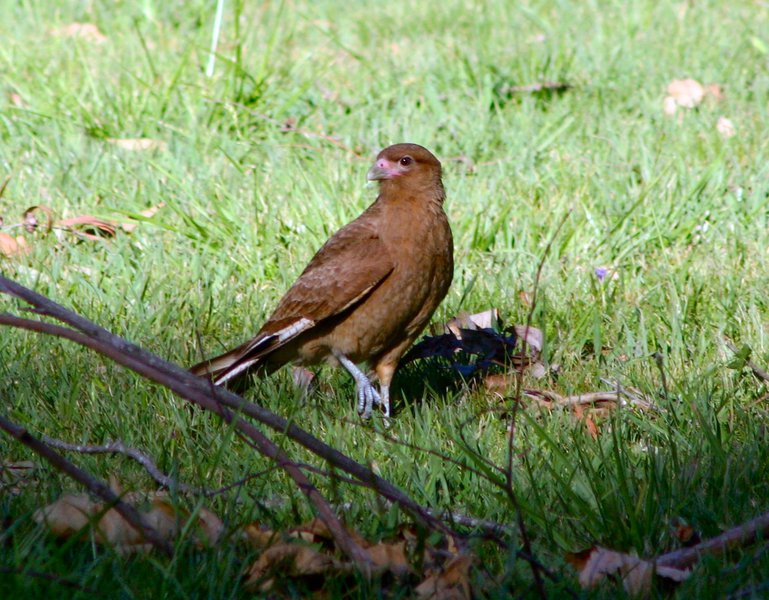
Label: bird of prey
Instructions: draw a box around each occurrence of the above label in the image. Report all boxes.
[192,143,454,418]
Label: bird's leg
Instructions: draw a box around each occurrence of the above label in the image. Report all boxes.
[375,363,396,420]
[333,351,381,418]
[380,384,390,419]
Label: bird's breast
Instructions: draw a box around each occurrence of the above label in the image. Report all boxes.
[322,206,453,362]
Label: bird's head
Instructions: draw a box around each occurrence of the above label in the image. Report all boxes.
[367,143,443,198]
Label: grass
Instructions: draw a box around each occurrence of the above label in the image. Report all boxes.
[2,0,769,596]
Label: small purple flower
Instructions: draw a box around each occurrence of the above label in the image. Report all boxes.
[594,267,608,281]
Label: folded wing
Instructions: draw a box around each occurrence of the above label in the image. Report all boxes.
[192,218,394,384]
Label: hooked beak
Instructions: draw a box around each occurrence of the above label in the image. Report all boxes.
[367,158,396,181]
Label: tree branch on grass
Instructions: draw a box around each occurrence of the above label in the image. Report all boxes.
[0,312,372,570]
[0,276,462,566]
[38,434,280,498]
[725,340,769,384]
[0,414,173,556]
[657,508,769,570]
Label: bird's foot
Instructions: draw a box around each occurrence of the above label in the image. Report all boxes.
[356,380,382,419]
[334,350,384,420]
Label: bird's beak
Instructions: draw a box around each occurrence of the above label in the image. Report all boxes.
[367,159,394,181]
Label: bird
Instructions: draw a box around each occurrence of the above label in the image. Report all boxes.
[191,143,454,419]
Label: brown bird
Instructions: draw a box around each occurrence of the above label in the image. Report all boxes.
[191,143,453,418]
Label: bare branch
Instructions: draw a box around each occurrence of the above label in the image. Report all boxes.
[40,436,210,494]
[657,509,769,570]
[725,340,769,384]
[38,435,272,497]
[0,276,462,562]
[0,414,173,556]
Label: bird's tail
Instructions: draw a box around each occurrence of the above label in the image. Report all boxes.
[190,337,270,386]
[191,317,315,386]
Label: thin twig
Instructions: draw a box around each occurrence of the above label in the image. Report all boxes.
[725,340,769,383]
[0,414,173,556]
[40,436,209,495]
[39,435,275,497]
[506,209,571,599]
[0,312,372,570]
[657,508,769,569]
[0,277,462,560]
[522,389,656,411]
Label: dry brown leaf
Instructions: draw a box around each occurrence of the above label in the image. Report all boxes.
[34,491,222,552]
[0,233,28,257]
[53,23,107,44]
[367,540,412,577]
[445,309,500,336]
[514,324,543,352]
[243,543,339,592]
[95,507,144,548]
[567,546,690,597]
[120,202,165,232]
[415,554,472,600]
[290,517,332,542]
[107,138,168,152]
[244,523,280,549]
[705,83,724,101]
[664,79,724,116]
[573,404,600,439]
[663,95,679,116]
[666,78,705,109]
[33,494,96,537]
[716,116,736,138]
[57,215,117,239]
[196,507,225,546]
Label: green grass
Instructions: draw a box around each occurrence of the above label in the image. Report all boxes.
[3,0,769,596]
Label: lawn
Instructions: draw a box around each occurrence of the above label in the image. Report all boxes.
[2,0,769,596]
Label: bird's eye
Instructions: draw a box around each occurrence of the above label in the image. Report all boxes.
[399,156,413,166]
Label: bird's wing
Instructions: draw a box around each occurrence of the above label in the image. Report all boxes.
[264,220,394,332]
[192,218,394,383]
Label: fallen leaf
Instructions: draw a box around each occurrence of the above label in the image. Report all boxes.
[120,202,165,232]
[445,309,500,336]
[716,116,736,138]
[667,78,704,109]
[53,23,107,44]
[196,507,225,546]
[567,546,690,597]
[0,233,25,257]
[415,554,472,600]
[34,490,223,552]
[367,540,412,577]
[243,543,339,592]
[33,494,96,538]
[513,324,543,353]
[663,95,679,116]
[244,523,280,549]
[57,215,117,239]
[107,138,167,152]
